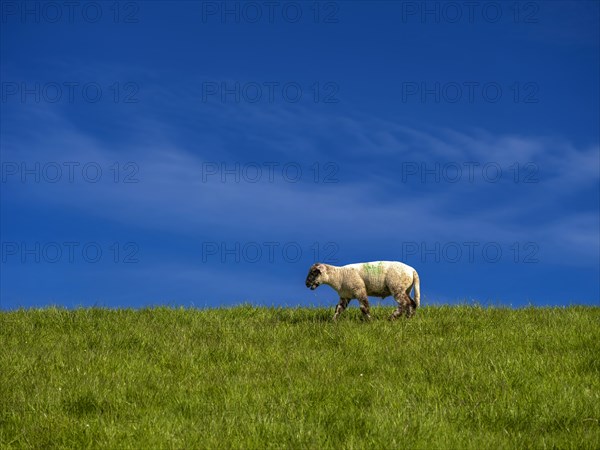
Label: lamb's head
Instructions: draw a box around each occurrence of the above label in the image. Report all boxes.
[305,263,328,290]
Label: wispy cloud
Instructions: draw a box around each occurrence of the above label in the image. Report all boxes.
[2,99,598,268]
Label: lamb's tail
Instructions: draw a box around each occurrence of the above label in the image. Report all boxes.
[412,270,420,308]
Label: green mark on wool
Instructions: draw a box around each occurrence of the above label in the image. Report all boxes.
[363,262,384,275]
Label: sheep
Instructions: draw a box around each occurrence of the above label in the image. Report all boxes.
[305,261,420,320]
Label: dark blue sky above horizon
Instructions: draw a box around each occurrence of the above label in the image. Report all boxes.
[1,1,599,309]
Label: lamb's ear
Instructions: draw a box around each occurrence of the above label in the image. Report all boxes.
[310,263,322,274]
[315,263,327,272]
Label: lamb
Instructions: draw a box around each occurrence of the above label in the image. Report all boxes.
[305,261,420,320]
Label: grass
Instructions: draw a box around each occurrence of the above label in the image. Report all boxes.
[1,305,599,449]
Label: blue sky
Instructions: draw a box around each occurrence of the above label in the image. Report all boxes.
[1,1,598,309]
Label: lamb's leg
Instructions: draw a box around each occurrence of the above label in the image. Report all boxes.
[389,305,403,320]
[333,298,350,321]
[390,291,412,320]
[404,286,417,318]
[357,295,372,321]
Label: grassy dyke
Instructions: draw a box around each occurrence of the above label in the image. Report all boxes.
[1,305,599,449]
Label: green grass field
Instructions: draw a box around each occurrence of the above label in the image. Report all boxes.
[1,305,599,449]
